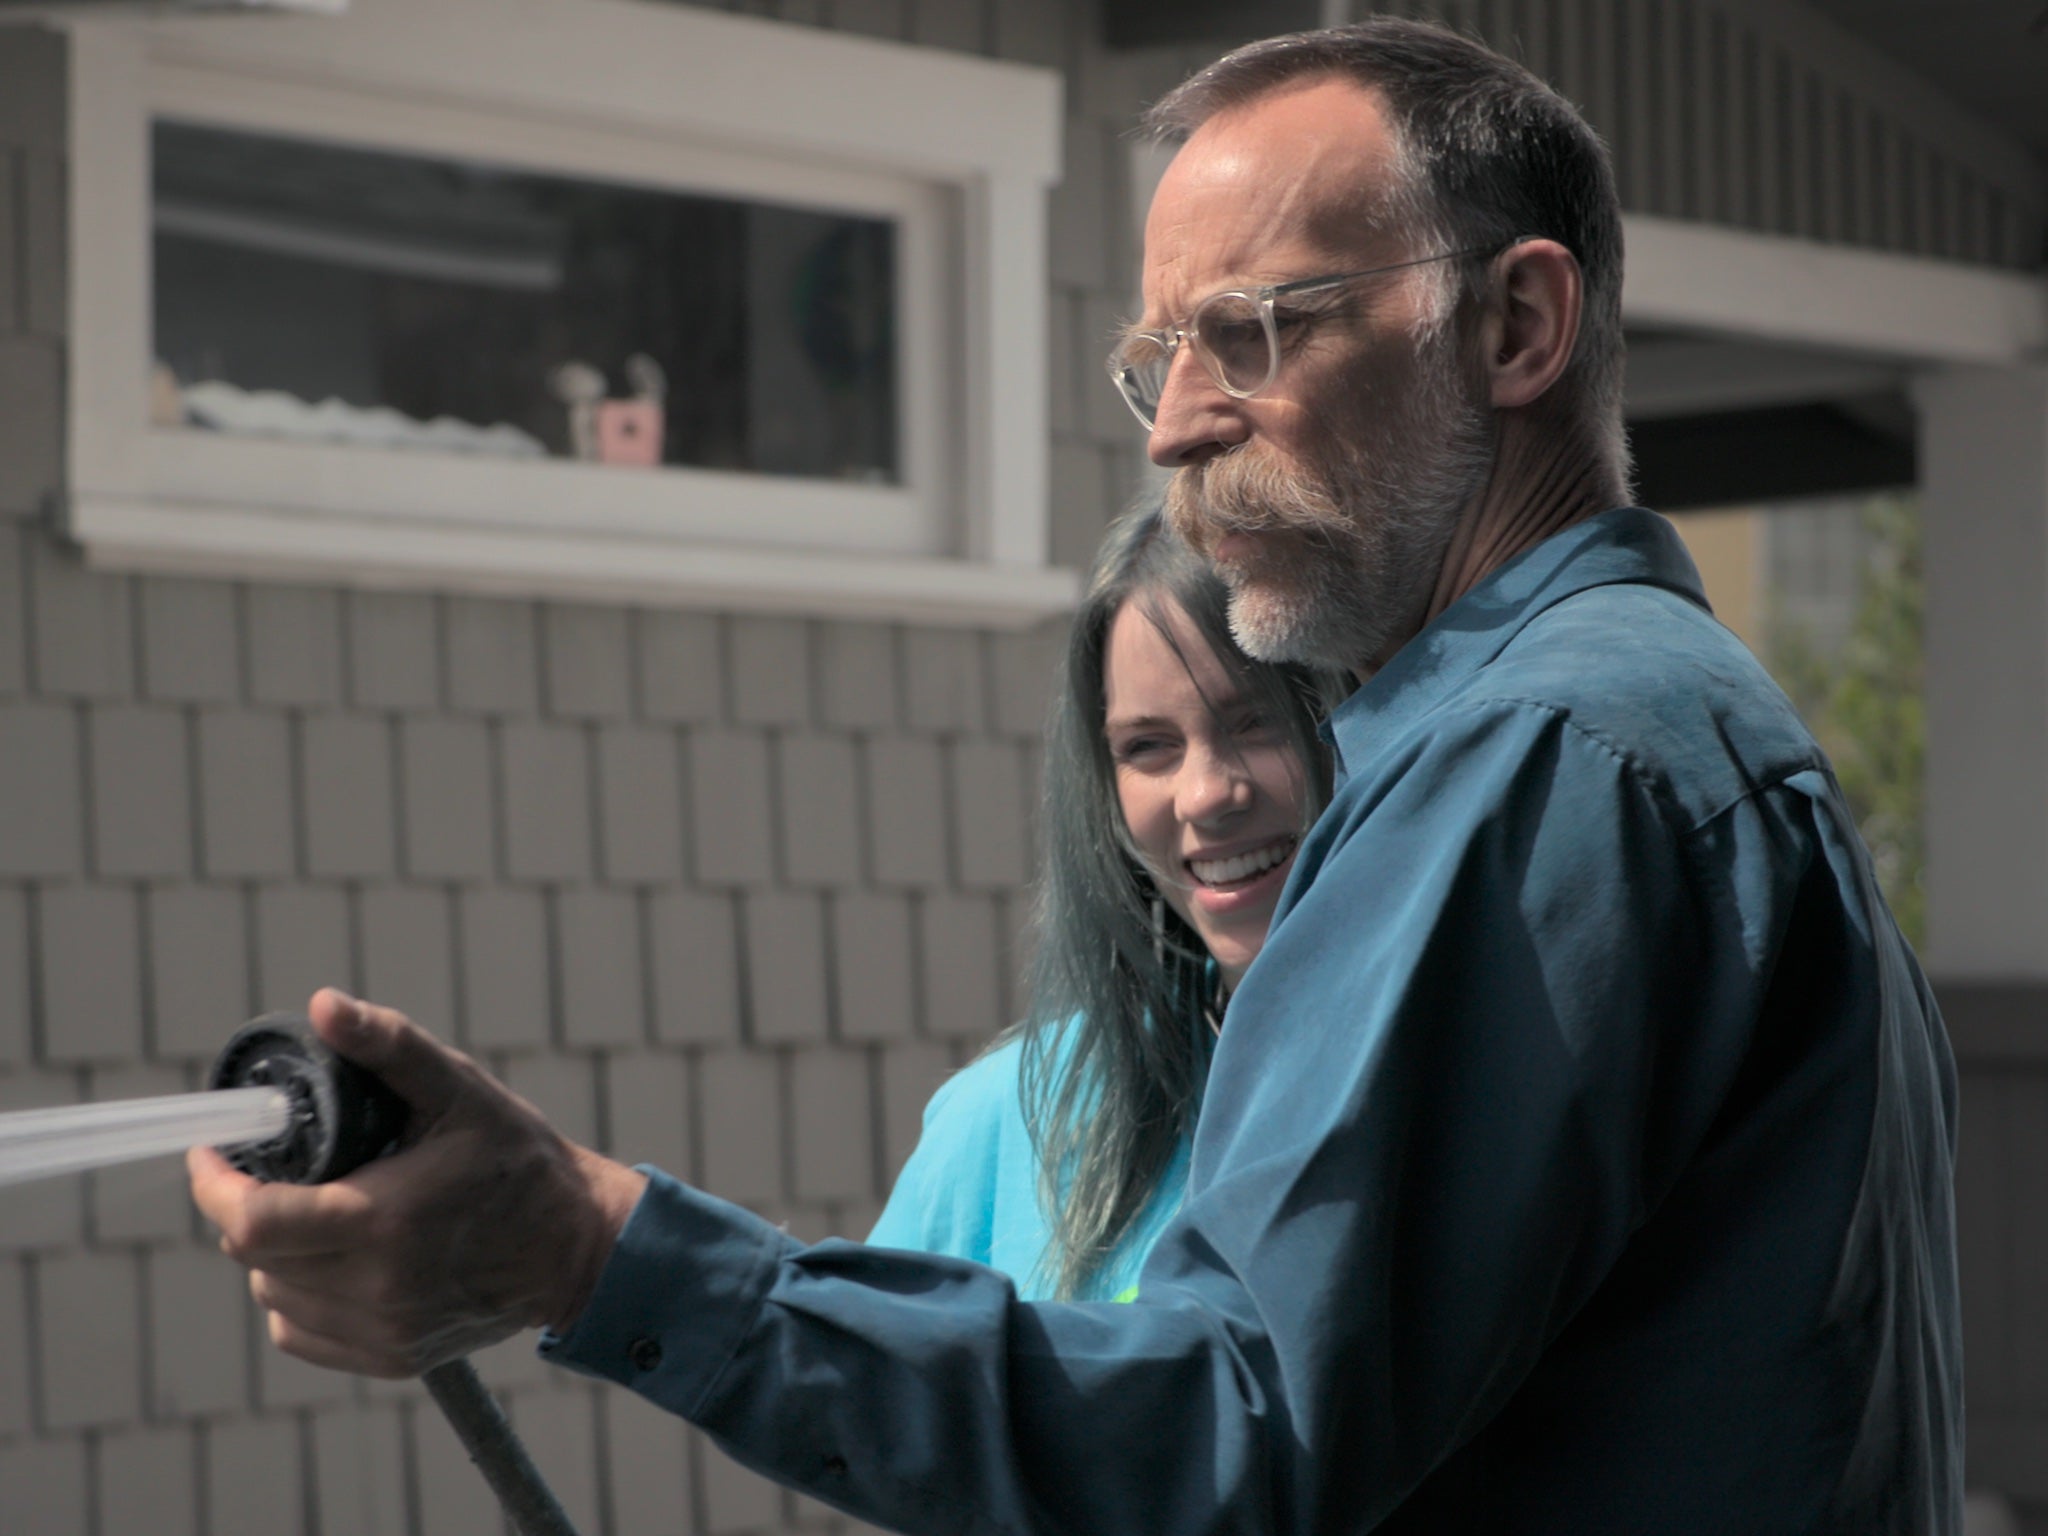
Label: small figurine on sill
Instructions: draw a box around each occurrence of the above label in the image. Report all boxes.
[549,354,667,467]
[549,360,607,462]
[597,354,667,467]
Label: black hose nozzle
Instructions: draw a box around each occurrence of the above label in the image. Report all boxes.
[208,1013,409,1184]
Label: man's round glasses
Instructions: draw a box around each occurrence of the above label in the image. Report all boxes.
[1104,246,1498,432]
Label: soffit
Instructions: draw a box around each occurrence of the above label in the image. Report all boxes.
[1777,0,2048,158]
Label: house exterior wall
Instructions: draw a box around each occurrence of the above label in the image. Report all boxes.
[0,2,1126,1529]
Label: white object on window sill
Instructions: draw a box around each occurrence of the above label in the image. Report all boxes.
[180,380,549,459]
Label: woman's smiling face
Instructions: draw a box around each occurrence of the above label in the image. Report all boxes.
[1102,596,1309,991]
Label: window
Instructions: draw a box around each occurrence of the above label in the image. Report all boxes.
[153,122,901,484]
[65,1,1073,624]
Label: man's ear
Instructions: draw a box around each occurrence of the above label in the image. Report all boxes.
[1479,239,1582,410]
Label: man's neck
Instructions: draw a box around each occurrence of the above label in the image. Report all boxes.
[1350,419,1618,686]
[1430,420,1617,623]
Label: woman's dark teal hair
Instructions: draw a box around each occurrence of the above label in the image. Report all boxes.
[1017,503,1350,1299]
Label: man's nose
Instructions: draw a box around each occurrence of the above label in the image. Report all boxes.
[1147,347,1248,468]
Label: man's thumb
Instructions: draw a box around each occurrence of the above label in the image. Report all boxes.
[306,987,460,1120]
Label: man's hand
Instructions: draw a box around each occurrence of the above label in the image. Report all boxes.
[188,988,649,1379]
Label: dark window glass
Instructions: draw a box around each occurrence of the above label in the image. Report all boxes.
[151,121,899,482]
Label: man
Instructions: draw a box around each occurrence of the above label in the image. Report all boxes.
[192,19,1960,1533]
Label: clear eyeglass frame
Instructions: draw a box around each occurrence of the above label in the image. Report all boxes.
[1105,244,1504,433]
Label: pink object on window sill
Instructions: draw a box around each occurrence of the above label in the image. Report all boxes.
[594,398,663,466]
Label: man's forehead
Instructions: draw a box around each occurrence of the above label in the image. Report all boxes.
[1141,78,1405,304]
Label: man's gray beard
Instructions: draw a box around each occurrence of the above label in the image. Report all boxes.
[1165,341,1495,673]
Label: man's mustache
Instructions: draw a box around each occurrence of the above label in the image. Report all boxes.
[1165,447,1358,558]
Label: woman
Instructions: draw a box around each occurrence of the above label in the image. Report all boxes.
[870,505,1350,1301]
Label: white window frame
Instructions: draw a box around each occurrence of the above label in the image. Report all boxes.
[62,0,1077,626]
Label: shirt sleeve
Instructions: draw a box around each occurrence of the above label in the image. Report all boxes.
[543,700,1787,1536]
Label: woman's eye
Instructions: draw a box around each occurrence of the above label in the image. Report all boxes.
[1112,736,1173,766]
[1231,711,1278,740]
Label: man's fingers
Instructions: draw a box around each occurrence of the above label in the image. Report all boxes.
[185,1143,255,1228]
[262,1304,417,1380]
[251,1267,509,1378]
[188,1144,378,1261]
[249,1265,392,1343]
[307,987,468,1124]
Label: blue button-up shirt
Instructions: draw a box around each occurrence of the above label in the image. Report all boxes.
[547,509,1960,1534]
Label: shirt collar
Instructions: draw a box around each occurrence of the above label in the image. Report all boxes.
[1321,507,1711,772]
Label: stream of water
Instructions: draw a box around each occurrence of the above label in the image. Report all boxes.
[0,1086,291,1188]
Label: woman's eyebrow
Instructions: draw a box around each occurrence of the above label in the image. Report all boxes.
[1104,711,1174,733]
[1106,689,1249,735]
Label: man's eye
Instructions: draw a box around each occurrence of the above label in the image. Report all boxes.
[1203,317,1265,351]
[1272,303,1347,351]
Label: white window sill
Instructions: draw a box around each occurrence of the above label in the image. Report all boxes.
[68,492,1080,628]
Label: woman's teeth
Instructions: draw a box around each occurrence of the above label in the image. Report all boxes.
[1189,838,1294,888]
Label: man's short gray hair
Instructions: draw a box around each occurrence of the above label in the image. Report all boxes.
[1145,18,1630,489]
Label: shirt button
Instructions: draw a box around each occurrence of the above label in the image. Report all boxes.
[823,1454,849,1477]
[628,1336,663,1372]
